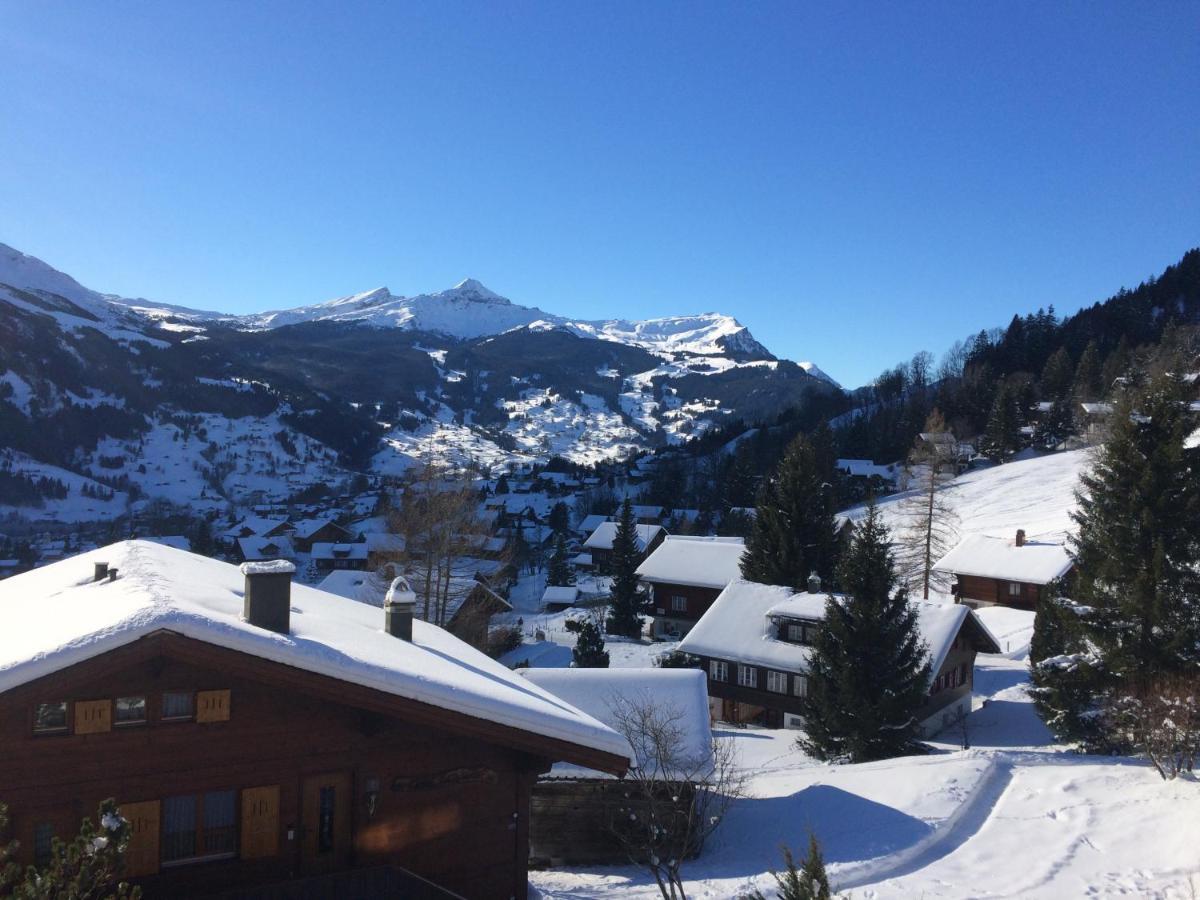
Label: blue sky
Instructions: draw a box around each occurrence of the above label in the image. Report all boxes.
[2,3,1197,387]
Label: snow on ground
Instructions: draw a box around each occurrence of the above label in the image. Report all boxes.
[0,450,129,524]
[844,448,1094,544]
[529,605,1200,900]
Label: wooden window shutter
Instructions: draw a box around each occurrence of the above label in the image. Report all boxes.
[74,700,111,734]
[196,689,231,723]
[120,800,160,878]
[240,785,280,859]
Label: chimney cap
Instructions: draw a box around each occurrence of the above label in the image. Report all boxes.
[806,571,822,592]
[240,560,296,576]
[1015,529,1027,547]
[385,575,416,607]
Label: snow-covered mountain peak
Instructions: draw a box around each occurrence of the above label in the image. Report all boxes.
[449,277,506,302]
[0,242,104,308]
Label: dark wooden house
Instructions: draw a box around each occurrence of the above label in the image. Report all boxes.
[0,542,631,900]
[635,536,745,640]
[933,530,1074,610]
[678,578,1000,733]
[290,518,351,554]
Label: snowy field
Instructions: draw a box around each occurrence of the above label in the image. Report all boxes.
[529,622,1200,899]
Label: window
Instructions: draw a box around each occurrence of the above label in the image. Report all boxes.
[785,621,817,645]
[793,675,809,698]
[162,692,195,721]
[115,696,147,726]
[766,670,788,694]
[709,660,728,682]
[163,790,236,864]
[1007,582,1021,598]
[33,823,55,868]
[737,665,757,689]
[670,595,688,613]
[34,701,69,734]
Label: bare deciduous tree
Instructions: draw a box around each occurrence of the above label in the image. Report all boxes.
[896,409,960,599]
[606,695,746,900]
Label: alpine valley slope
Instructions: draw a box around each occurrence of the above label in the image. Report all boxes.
[0,242,842,522]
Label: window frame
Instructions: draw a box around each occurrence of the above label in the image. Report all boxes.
[737,664,758,689]
[115,695,148,727]
[161,691,196,722]
[670,595,688,613]
[793,674,809,698]
[708,660,728,682]
[161,789,238,867]
[33,700,70,736]
[766,670,788,694]
[33,822,56,868]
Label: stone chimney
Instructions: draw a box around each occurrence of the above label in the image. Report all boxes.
[240,560,296,634]
[1016,529,1026,548]
[807,571,822,594]
[94,561,109,582]
[384,576,417,642]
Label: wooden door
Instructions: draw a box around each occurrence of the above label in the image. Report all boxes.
[299,772,352,876]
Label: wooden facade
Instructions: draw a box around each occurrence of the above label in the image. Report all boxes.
[646,582,724,640]
[0,631,625,899]
[952,573,1043,610]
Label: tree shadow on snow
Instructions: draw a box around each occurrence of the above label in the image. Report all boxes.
[703,784,931,879]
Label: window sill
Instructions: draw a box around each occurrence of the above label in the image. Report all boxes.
[161,851,237,869]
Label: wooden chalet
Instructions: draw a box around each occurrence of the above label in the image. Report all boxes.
[517,669,712,867]
[236,535,295,564]
[290,518,351,554]
[582,522,665,574]
[0,542,631,900]
[678,578,1000,734]
[933,530,1074,610]
[310,542,369,572]
[635,536,745,640]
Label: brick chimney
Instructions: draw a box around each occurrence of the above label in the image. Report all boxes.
[240,560,296,634]
[384,576,417,642]
[93,561,109,582]
[1016,529,1026,547]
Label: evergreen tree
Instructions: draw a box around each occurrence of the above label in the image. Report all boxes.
[1040,346,1074,400]
[548,500,571,534]
[495,474,510,494]
[761,835,834,900]
[1032,376,1200,748]
[606,498,646,637]
[799,504,932,762]
[1072,340,1103,403]
[741,434,839,590]
[981,384,1022,461]
[0,799,141,899]
[546,531,575,587]
[572,620,610,668]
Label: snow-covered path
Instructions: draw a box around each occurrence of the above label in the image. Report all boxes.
[530,620,1200,900]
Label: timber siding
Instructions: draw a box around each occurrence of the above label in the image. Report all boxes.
[0,633,625,900]
[647,582,723,638]
[954,574,1043,610]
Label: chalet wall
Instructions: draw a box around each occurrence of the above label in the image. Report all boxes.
[0,640,543,900]
[956,575,1041,610]
[647,583,722,623]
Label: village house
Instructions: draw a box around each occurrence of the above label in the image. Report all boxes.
[517,668,712,867]
[678,578,1000,734]
[635,536,746,640]
[290,517,351,554]
[235,534,295,564]
[541,585,580,613]
[933,530,1074,610]
[310,541,369,572]
[582,522,665,574]
[0,542,631,899]
[220,517,291,549]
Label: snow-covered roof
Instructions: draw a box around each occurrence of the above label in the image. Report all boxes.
[635,536,746,589]
[520,668,712,780]
[1080,402,1113,415]
[0,541,632,765]
[542,585,580,605]
[291,516,343,540]
[679,579,997,679]
[311,542,368,561]
[583,522,664,552]
[222,516,289,540]
[140,534,191,551]
[577,513,611,534]
[836,458,900,481]
[630,505,664,519]
[932,533,1073,585]
[364,532,406,553]
[237,535,295,561]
